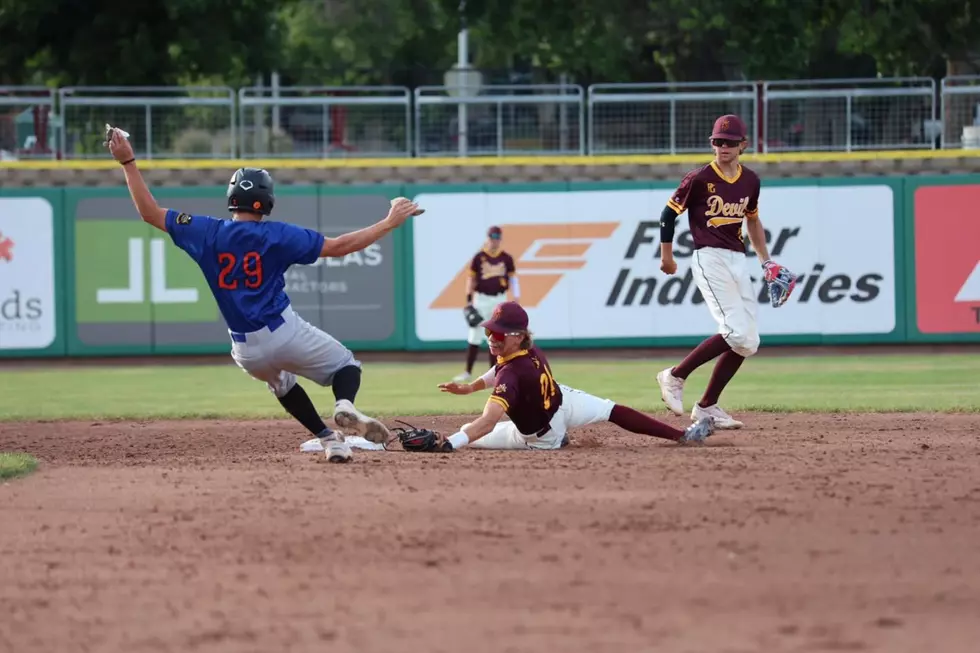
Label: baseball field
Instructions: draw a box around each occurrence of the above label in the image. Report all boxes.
[2,347,979,652]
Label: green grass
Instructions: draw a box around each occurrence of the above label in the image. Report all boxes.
[0,453,38,480]
[1,353,978,421]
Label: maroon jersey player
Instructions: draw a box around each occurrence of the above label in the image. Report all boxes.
[656,114,795,430]
[436,302,715,450]
[453,225,520,382]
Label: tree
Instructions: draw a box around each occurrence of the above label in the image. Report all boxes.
[0,0,290,87]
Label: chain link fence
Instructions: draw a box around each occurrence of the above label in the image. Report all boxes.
[588,82,758,154]
[58,86,235,159]
[414,84,584,157]
[238,86,411,158]
[940,76,980,149]
[763,78,937,152]
[3,78,976,160]
[0,87,57,160]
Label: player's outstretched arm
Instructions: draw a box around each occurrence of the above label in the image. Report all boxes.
[438,367,496,395]
[444,399,506,450]
[104,127,167,232]
[319,197,422,258]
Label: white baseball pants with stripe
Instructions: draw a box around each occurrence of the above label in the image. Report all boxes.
[229,306,360,398]
[467,384,616,450]
[690,247,761,357]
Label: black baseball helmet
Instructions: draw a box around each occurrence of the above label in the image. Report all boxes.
[227,167,275,215]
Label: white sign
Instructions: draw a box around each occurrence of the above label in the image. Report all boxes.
[0,197,57,349]
[412,186,897,342]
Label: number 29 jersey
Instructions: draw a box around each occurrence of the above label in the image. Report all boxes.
[489,345,563,435]
[164,209,325,333]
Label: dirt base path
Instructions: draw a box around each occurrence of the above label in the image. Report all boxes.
[2,412,980,653]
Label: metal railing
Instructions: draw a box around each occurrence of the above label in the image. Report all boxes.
[59,86,235,159]
[763,77,937,152]
[414,84,584,157]
[0,87,57,160]
[940,76,980,149]
[238,86,411,158]
[8,77,980,159]
[588,82,758,154]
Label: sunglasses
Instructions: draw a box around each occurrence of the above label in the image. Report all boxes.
[485,328,522,340]
[711,138,742,148]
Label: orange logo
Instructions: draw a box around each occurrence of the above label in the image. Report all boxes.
[429,223,619,309]
[0,231,13,262]
[720,118,730,131]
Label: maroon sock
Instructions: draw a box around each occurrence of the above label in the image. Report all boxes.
[609,404,685,441]
[465,344,479,373]
[699,350,745,407]
[672,334,731,379]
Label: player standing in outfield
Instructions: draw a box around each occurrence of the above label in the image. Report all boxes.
[104,126,422,464]
[436,302,715,451]
[453,226,520,382]
[655,114,796,429]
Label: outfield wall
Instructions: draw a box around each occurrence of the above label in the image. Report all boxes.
[1,176,978,357]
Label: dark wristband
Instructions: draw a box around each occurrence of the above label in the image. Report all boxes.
[466,293,473,304]
[120,158,135,166]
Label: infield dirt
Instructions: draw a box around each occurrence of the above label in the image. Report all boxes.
[2,412,980,653]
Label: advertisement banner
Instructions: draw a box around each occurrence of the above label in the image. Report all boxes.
[0,197,57,351]
[67,187,401,355]
[412,185,898,343]
[913,184,980,334]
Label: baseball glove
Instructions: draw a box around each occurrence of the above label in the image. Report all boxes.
[391,420,453,453]
[762,259,798,308]
[463,304,483,327]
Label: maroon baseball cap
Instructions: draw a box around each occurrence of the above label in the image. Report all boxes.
[481,301,528,333]
[711,114,747,141]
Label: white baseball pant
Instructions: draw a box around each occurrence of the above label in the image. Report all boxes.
[229,305,360,398]
[467,291,509,346]
[690,246,760,357]
[468,384,616,450]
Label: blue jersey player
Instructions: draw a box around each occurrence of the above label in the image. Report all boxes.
[105,126,421,463]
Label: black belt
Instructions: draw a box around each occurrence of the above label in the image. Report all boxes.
[230,313,286,343]
[530,423,568,447]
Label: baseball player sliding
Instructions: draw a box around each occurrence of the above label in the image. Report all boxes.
[656,114,796,429]
[104,125,422,464]
[453,226,520,382]
[433,302,715,451]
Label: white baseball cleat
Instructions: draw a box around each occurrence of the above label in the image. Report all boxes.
[679,416,715,444]
[299,435,354,462]
[324,439,353,463]
[656,368,685,416]
[452,371,472,382]
[691,403,743,430]
[333,399,392,444]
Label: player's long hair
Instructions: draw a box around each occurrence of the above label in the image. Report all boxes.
[520,330,534,350]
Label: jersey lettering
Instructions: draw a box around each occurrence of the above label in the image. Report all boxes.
[217,251,264,290]
[539,363,557,410]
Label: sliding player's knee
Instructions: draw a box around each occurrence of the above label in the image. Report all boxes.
[727,330,760,357]
[268,372,298,398]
